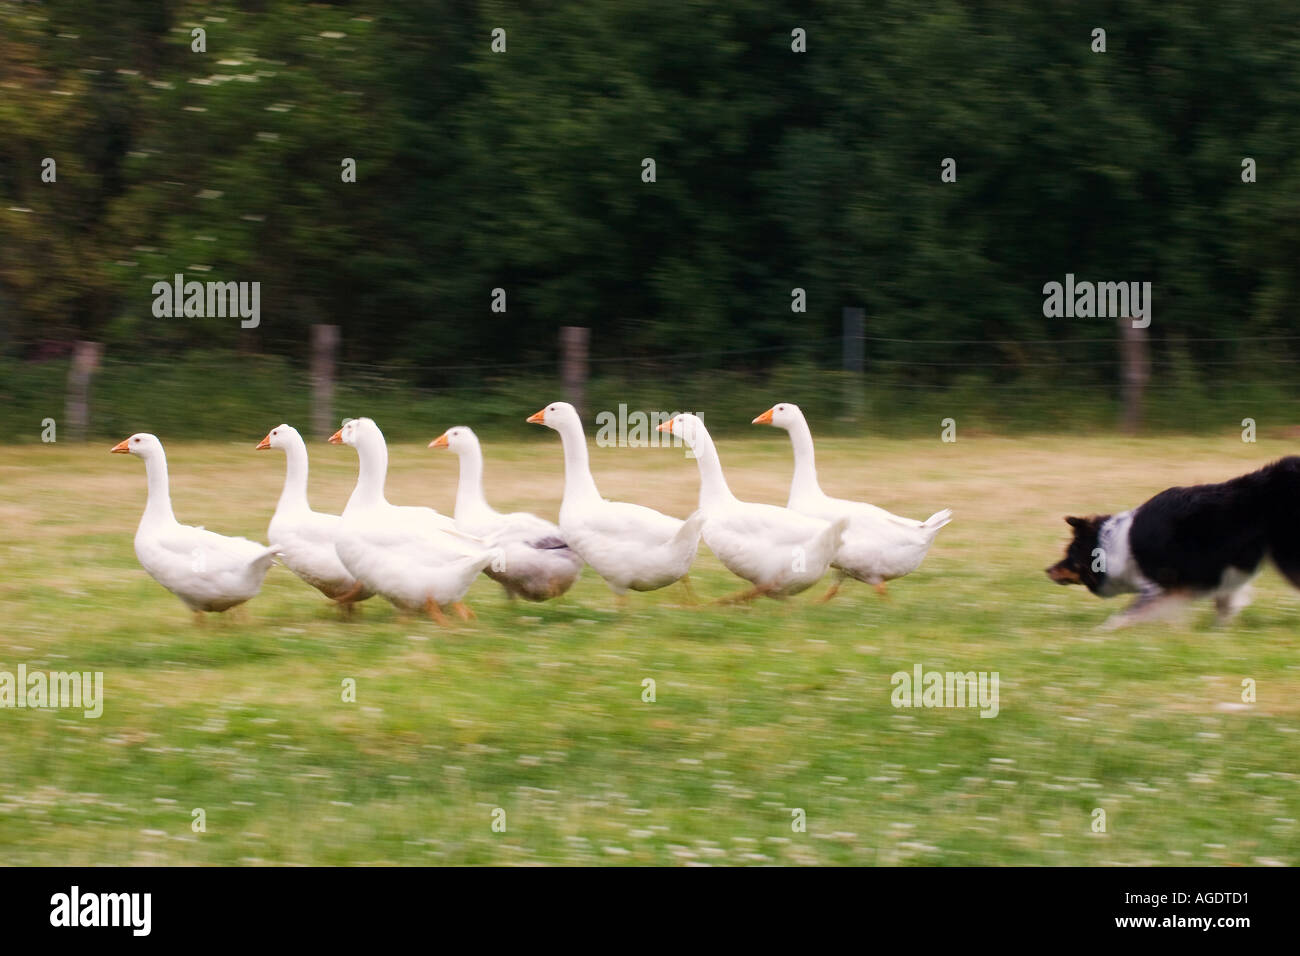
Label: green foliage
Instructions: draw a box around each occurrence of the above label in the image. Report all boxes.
[2,1,1298,391]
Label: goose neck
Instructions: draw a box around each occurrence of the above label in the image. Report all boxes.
[688,424,736,509]
[787,414,822,500]
[556,418,601,504]
[454,441,492,520]
[277,434,311,512]
[142,451,176,525]
[348,432,388,508]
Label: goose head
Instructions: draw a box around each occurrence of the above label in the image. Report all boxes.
[752,403,802,429]
[655,413,706,448]
[526,402,581,432]
[111,433,164,459]
[328,417,380,448]
[428,425,477,454]
[256,423,301,451]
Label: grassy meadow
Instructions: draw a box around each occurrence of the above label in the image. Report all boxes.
[1,430,1298,865]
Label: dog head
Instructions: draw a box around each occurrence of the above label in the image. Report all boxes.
[1046,515,1109,593]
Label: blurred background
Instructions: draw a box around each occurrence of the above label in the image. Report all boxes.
[2,0,1299,440]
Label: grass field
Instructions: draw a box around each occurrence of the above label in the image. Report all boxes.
[2,430,1298,865]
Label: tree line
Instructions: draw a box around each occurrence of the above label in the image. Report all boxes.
[2,0,1297,389]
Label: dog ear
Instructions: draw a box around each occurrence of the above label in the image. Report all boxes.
[1065,515,1085,528]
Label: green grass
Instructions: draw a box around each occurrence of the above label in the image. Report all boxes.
[1,432,1298,865]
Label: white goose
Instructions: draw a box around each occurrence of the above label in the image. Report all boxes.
[330,417,497,623]
[429,425,583,601]
[658,414,847,601]
[527,402,703,599]
[256,423,371,607]
[111,433,277,617]
[753,403,951,600]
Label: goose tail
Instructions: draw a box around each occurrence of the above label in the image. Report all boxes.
[252,542,283,564]
[828,514,851,552]
[674,509,707,543]
[923,509,953,531]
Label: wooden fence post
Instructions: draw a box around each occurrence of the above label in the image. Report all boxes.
[311,324,339,441]
[560,326,589,419]
[841,307,865,423]
[65,341,102,442]
[1120,316,1149,435]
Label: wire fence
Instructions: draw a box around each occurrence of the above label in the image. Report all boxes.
[9,329,1300,441]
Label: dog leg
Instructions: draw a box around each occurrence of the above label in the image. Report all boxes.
[1214,584,1253,625]
[1100,588,1186,630]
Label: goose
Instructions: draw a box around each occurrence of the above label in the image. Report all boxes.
[429,425,583,601]
[256,423,372,608]
[657,414,847,602]
[329,417,498,623]
[527,402,703,601]
[111,433,277,617]
[753,403,951,601]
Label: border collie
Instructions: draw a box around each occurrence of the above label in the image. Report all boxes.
[1046,456,1300,628]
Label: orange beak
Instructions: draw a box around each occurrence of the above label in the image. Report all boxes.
[255,433,272,450]
[656,418,675,433]
[328,428,344,444]
[428,432,449,449]
[526,409,546,425]
[110,438,131,454]
[752,407,775,425]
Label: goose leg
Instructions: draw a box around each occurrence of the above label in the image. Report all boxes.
[816,571,847,604]
[451,601,476,621]
[332,581,366,605]
[678,575,699,605]
[424,598,449,626]
[873,581,889,600]
[192,611,205,627]
[714,585,768,605]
